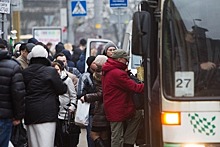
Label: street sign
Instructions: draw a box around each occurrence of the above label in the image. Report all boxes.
[11,0,23,11]
[71,0,87,17]
[0,0,10,14]
[110,0,127,8]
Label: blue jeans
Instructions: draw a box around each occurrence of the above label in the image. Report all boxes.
[0,119,12,147]
[86,115,94,147]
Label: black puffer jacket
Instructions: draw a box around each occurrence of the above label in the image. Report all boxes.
[0,50,25,120]
[22,57,67,125]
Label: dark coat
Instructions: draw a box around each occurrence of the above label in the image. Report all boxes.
[72,48,82,65]
[84,70,109,128]
[76,52,85,73]
[0,50,25,120]
[22,57,67,125]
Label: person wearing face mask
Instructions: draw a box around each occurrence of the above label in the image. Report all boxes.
[102,49,144,147]
[52,60,80,147]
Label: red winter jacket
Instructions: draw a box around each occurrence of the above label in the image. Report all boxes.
[102,58,144,122]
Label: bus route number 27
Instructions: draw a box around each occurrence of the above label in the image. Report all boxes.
[175,72,194,97]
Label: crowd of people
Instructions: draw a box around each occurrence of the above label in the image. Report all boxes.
[0,37,144,147]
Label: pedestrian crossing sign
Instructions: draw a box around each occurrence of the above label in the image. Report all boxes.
[71,0,87,16]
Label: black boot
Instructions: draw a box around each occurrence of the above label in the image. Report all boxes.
[94,137,105,147]
[123,143,134,147]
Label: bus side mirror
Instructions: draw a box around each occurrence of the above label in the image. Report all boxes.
[132,11,151,56]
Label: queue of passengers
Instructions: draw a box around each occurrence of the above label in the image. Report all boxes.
[0,37,144,147]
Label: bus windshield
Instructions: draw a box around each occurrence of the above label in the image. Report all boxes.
[162,0,220,98]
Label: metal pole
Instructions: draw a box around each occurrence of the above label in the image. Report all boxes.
[13,11,20,42]
[94,0,103,37]
[10,4,12,32]
[118,8,122,48]
[1,13,4,39]
[67,0,74,43]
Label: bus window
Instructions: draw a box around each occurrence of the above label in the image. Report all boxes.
[89,41,108,56]
[162,0,220,97]
[85,38,113,71]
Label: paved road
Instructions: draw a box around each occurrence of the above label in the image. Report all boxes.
[78,128,139,147]
[78,128,87,147]
[8,128,88,147]
[9,128,138,147]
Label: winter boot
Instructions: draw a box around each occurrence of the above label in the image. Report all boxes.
[94,137,105,147]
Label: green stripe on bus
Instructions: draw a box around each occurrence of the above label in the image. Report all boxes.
[164,143,181,147]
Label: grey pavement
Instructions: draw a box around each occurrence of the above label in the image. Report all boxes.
[78,128,87,147]
[78,128,138,147]
[9,128,138,147]
[9,128,88,147]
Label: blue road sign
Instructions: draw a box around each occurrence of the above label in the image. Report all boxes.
[71,0,87,16]
[110,0,128,8]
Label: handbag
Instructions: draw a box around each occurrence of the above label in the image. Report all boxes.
[74,100,90,126]
[10,123,28,147]
[55,109,81,147]
[59,108,80,135]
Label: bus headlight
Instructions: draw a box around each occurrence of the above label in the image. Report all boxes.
[162,112,181,125]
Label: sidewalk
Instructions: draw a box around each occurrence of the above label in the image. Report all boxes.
[78,128,139,147]
[78,128,87,146]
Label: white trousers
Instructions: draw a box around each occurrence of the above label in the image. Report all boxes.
[8,141,14,147]
[26,122,56,147]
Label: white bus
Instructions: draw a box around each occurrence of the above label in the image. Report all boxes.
[132,0,220,147]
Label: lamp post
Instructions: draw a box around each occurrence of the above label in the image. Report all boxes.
[67,0,74,43]
[94,0,103,37]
